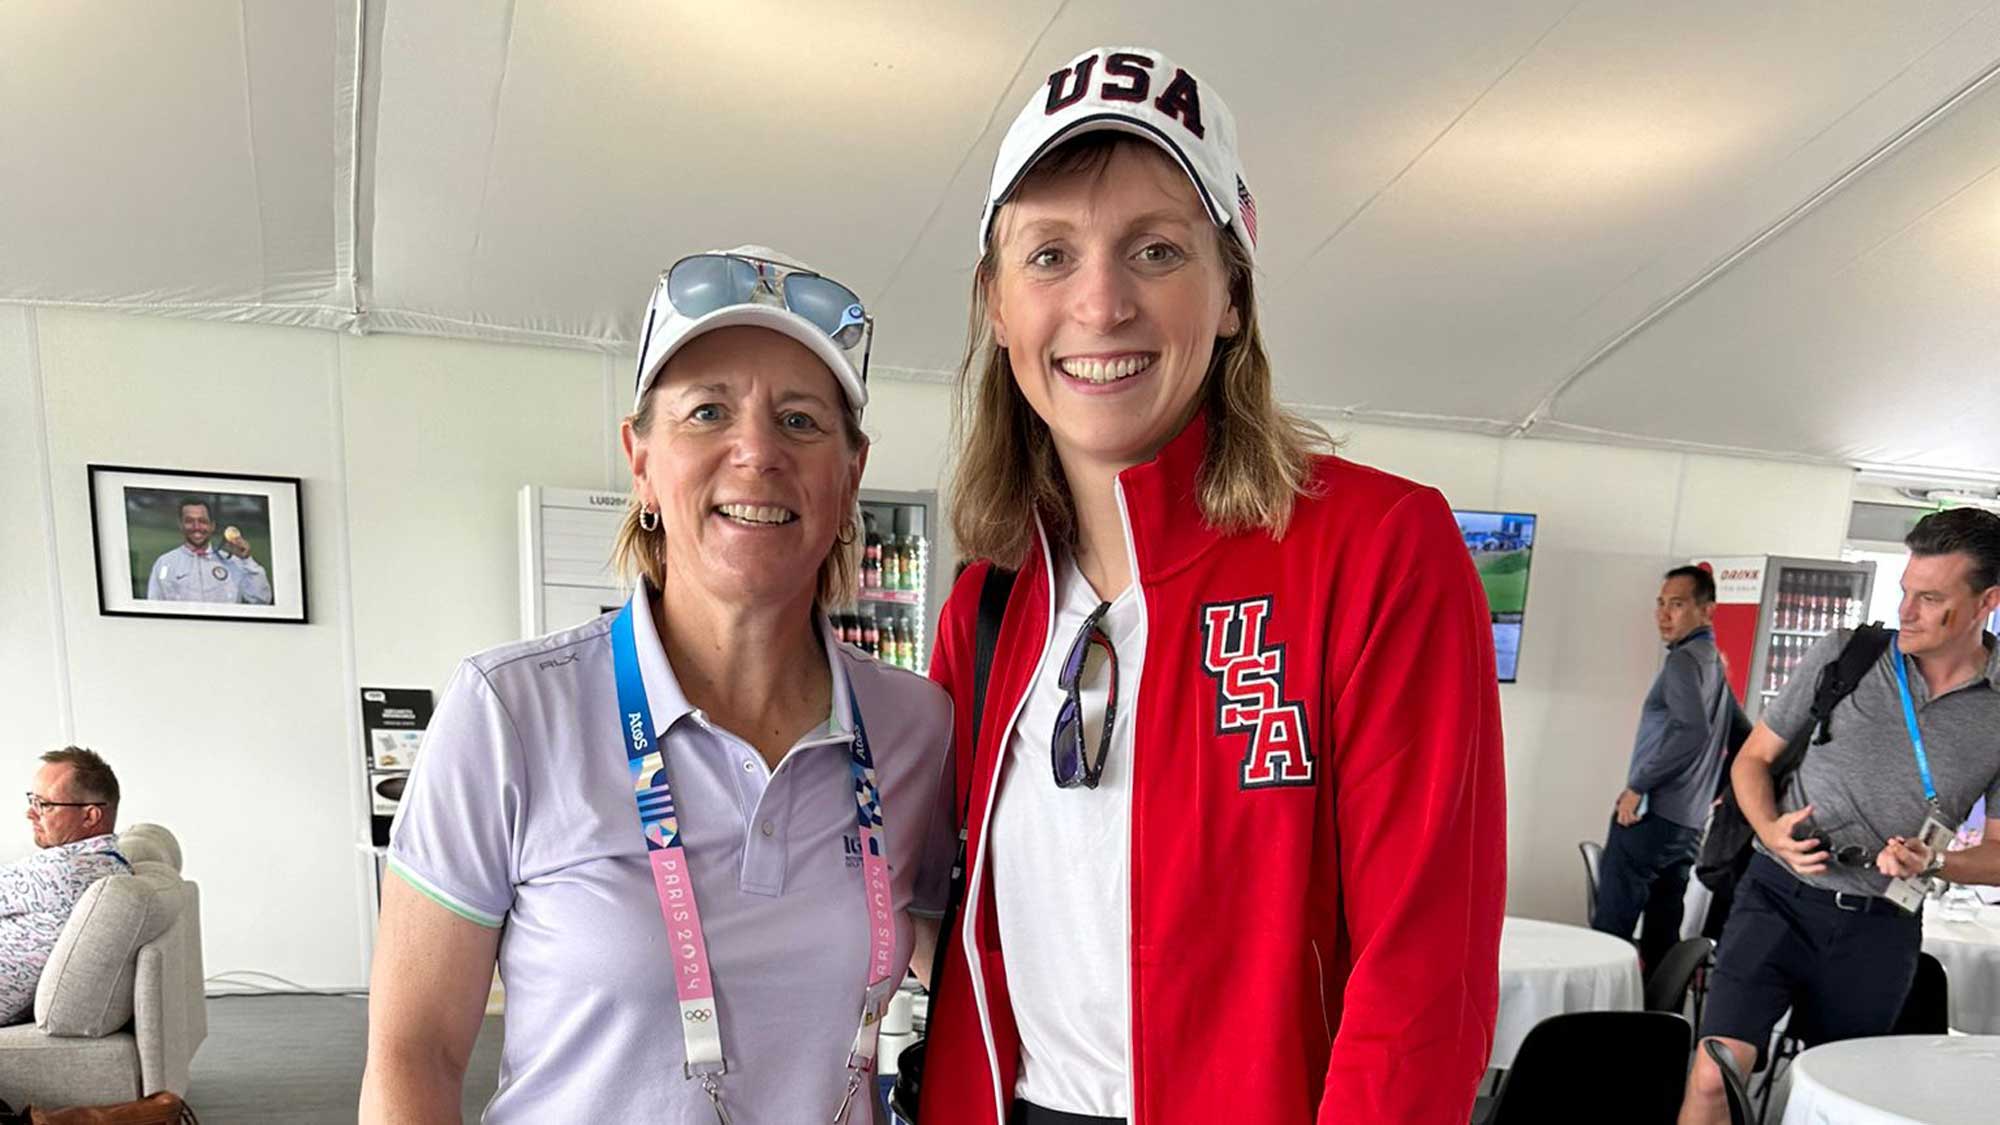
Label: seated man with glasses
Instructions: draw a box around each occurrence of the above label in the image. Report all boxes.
[3,747,129,1025]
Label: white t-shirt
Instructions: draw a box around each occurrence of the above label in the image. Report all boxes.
[988,552,1145,1115]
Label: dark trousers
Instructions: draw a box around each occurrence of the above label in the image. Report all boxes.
[1698,854,1922,1067]
[1590,811,1702,972]
[1010,1103,1124,1125]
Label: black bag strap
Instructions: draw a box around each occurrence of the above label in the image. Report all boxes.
[1809,623,1892,744]
[1772,623,1892,777]
[924,564,1015,1002]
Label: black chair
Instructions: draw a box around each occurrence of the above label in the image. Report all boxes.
[1701,1038,1756,1125]
[1756,1008,1816,1124]
[1645,936,1715,1016]
[1889,951,1949,1035]
[1485,1011,1691,1125]
[1756,953,1950,1118]
[1579,840,1604,921]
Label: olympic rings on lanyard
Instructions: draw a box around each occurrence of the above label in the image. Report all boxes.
[613,602,896,1122]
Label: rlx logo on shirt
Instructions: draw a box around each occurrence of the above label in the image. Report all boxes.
[842,834,863,868]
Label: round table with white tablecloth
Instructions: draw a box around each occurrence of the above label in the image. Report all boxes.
[1778,1035,1999,1125]
[1921,898,2000,1034]
[1492,916,1644,1068]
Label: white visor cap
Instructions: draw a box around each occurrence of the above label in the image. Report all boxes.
[631,245,869,414]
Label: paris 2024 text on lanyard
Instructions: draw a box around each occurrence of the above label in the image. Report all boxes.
[613,603,898,1123]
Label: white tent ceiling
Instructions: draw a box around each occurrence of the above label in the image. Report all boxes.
[6,1,2000,478]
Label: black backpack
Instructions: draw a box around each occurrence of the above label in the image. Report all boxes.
[1694,623,1893,893]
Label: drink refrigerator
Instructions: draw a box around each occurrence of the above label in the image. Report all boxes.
[1687,555,1876,721]
[837,488,949,674]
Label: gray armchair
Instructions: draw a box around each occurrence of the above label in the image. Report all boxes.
[0,824,207,1107]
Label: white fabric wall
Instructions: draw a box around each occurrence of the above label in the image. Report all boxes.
[2,308,1853,984]
[1,310,615,986]
[1334,422,1854,923]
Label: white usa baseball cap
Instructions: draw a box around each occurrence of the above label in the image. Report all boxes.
[632,245,871,413]
[980,46,1257,260]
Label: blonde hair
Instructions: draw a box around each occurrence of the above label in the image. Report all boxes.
[610,382,867,607]
[949,136,1330,568]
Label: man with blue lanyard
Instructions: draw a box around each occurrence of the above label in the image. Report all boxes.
[144,498,272,604]
[1679,507,2000,1125]
[1592,565,1749,973]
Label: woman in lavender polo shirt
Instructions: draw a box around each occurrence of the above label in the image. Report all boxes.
[361,247,954,1124]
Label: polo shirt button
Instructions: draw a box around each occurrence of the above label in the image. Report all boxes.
[760,820,775,837]
[742,760,755,772]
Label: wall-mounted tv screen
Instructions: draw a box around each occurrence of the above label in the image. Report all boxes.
[1454,510,1538,683]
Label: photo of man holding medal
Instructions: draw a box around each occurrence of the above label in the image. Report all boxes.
[1678,506,2000,1125]
[140,493,275,605]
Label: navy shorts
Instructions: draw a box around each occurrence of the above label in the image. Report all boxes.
[1699,854,1921,1067]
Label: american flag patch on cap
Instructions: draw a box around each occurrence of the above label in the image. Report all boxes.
[1236,176,1259,247]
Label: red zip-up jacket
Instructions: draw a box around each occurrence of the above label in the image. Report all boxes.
[918,414,1506,1124]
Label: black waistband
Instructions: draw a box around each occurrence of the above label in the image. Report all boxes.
[1011,1101,1125,1125]
[1748,853,1916,918]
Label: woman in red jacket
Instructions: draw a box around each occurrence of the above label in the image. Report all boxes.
[915,46,1508,1125]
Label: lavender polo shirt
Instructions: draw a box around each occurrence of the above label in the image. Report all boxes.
[389,585,953,1123]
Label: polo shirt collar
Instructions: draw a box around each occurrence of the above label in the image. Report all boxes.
[50,832,119,857]
[1668,625,1713,652]
[814,612,856,742]
[629,583,694,737]
[627,584,852,742]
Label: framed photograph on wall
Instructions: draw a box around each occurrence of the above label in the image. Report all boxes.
[87,465,308,623]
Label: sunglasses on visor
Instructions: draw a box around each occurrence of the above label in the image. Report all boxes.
[663,252,872,369]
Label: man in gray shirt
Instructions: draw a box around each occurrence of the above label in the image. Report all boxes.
[1680,508,2000,1125]
[1592,565,1748,972]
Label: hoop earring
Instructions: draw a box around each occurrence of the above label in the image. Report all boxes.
[638,507,659,532]
[836,517,858,546]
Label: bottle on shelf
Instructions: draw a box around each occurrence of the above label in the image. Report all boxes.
[862,532,882,590]
[903,533,927,593]
[883,534,903,593]
[885,614,905,669]
[862,609,880,659]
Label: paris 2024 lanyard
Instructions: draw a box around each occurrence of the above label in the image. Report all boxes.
[613,602,897,1123]
[1889,632,1943,816]
[1889,631,1958,897]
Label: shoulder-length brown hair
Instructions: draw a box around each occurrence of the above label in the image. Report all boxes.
[609,383,867,608]
[949,136,1330,568]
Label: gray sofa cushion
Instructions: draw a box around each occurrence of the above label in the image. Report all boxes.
[117,825,181,873]
[0,1023,143,1105]
[35,866,183,1037]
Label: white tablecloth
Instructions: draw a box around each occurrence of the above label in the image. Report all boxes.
[1779,1035,2000,1125]
[1492,916,1643,1068]
[1922,901,2000,1034]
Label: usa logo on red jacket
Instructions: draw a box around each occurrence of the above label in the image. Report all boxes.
[1201,595,1315,788]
